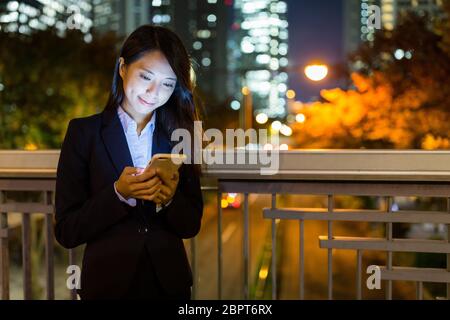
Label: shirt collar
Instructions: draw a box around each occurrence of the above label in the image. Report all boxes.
[117,105,156,136]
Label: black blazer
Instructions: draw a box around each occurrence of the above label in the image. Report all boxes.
[55,106,203,299]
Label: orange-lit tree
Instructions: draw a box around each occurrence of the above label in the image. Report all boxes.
[294,7,450,149]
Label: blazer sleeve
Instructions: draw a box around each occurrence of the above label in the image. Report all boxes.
[55,119,131,249]
[162,163,203,239]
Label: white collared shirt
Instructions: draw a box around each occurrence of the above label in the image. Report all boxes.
[117,105,155,169]
[114,106,171,211]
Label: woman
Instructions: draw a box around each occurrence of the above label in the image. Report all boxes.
[55,25,203,300]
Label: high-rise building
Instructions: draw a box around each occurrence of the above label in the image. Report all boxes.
[230,0,289,118]
[148,0,173,28]
[174,0,232,102]
[149,0,232,102]
[344,0,444,58]
[92,0,149,36]
[0,0,93,38]
[344,0,381,57]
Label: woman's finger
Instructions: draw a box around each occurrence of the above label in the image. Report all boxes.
[131,176,161,192]
[157,192,167,200]
[133,184,161,197]
[136,190,160,201]
[138,195,155,201]
[158,184,171,197]
[130,167,157,183]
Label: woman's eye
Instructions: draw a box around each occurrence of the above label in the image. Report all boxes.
[140,74,151,81]
[163,83,175,88]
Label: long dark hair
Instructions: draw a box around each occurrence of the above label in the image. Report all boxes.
[104,25,202,176]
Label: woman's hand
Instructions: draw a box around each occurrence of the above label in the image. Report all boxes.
[115,166,162,202]
[155,168,180,205]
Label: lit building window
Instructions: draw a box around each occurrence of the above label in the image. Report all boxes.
[202,57,211,67]
[193,41,202,50]
[152,0,162,7]
[197,29,211,38]
[207,14,217,22]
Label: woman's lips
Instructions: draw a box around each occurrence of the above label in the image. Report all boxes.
[138,96,156,107]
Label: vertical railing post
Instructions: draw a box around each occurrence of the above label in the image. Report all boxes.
[22,212,32,300]
[356,250,362,300]
[385,196,393,300]
[416,282,423,300]
[243,193,250,299]
[44,191,55,300]
[299,219,304,300]
[217,190,223,300]
[271,193,277,300]
[327,195,333,300]
[0,190,10,300]
[68,249,77,300]
[447,198,450,300]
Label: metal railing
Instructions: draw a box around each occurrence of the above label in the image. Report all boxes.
[1,150,450,299]
[0,179,77,300]
[209,149,450,300]
[217,180,450,300]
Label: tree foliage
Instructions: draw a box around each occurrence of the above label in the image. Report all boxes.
[294,4,450,149]
[0,28,121,149]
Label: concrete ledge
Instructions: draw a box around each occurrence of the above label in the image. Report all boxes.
[1,149,450,181]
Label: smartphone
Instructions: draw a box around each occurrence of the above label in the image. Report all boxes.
[144,153,187,181]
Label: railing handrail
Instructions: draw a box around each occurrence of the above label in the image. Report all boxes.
[2,149,450,181]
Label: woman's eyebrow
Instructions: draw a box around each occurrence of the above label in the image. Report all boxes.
[141,68,177,81]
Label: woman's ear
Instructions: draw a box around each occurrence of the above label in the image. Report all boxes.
[118,57,126,80]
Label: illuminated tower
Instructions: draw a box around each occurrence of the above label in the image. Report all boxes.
[92,0,149,36]
[231,0,289,118]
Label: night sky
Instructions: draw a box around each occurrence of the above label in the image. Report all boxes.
[287,0,344,102]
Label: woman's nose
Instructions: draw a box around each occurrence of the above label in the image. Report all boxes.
[146,82,159,97]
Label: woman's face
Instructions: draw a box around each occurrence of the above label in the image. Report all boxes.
[119,50,177,116]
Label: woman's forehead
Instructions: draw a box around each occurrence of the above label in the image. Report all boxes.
[135,51,177,79]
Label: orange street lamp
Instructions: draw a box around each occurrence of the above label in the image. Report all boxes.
[304,64,328,82]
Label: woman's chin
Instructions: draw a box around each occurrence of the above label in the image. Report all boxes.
[135,104,157,115]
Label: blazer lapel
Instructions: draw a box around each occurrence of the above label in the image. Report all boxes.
[100,107,174,214]
[101,107,173,178]
[101,107,134,178]
[151,120,173,157]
